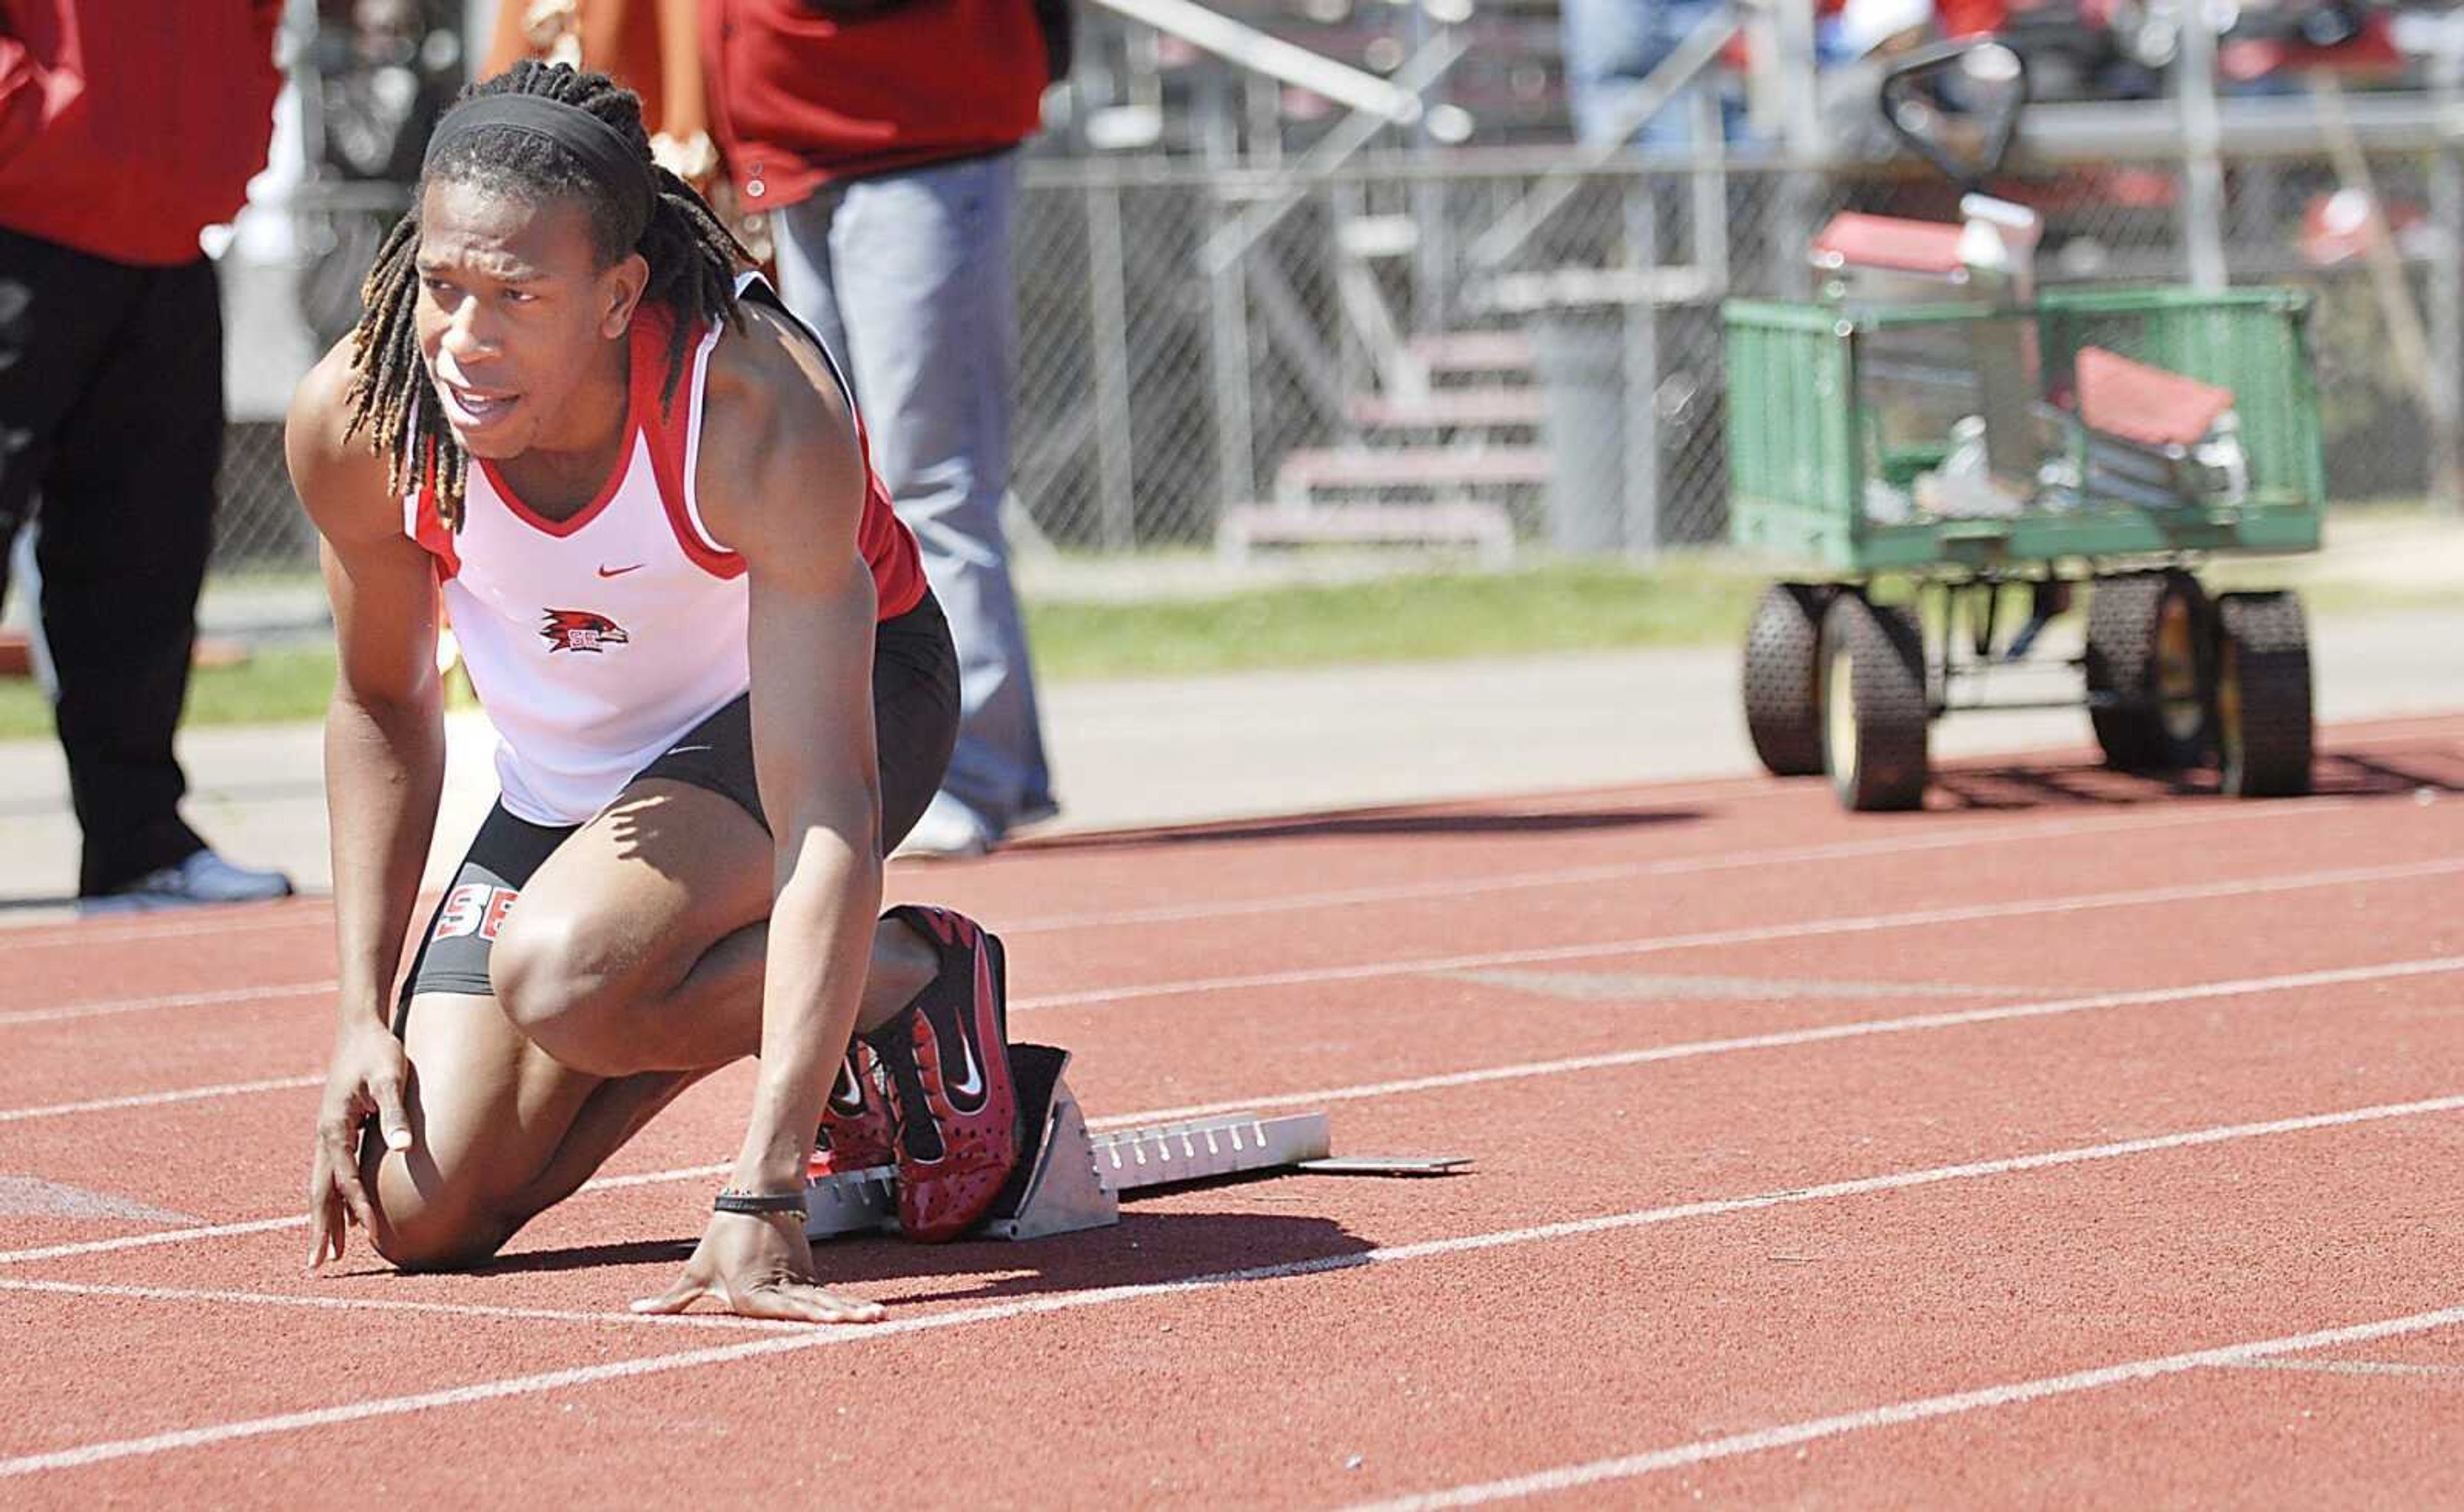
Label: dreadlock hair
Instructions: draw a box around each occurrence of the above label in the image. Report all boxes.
[342,60,749,528]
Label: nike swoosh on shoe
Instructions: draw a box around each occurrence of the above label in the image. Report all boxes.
[946,1037,985,1101]
[940,944,1000,1115]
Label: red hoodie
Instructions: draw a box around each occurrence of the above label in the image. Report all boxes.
[704,0,1046,209]
[0,1,282,266]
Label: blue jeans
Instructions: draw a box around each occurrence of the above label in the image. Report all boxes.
[1559,0,1729,148]
[770,149,1056,835]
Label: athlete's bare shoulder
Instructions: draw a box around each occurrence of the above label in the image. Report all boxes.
[695,300,868,567]
[285,338,400,549]
[699,300,860,460]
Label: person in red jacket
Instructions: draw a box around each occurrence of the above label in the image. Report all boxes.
[0,1,294,908]
[703,0,1059,860]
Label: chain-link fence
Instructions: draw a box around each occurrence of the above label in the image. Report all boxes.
[215,180,411,582]
[214,133,2464,584]
[1002,142,2462,563]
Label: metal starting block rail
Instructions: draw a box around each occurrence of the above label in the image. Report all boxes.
[805,1043,1464,1243]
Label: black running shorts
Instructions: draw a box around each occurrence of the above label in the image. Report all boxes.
[397,589,961,1008]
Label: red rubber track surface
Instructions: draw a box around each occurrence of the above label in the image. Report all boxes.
[1,715,2460,1507]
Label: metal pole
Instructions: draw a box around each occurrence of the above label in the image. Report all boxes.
[1690,87,1728,294]
[2429,140,2462,515]
[1195,53,1238,169]
[1774,0,1822,302]
[1208,191,1258,517]
[1410,6,1450,334]
[1332,176,1369,415]
[1245,68,1283,168]
[2178,4,2229,290]
[2433,35,2464,517]
[1090,0,1425,124]
[1775,0,1820,161]
[1201,35,1466,275]
[1463,11,1739,273]
[1623,176,1661,559]
[1084,179,1139,550]
[464,0,495,81]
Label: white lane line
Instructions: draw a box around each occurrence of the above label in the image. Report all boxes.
[996,799,2372,935]
[6,845,2438,1110]
[2221,1357,2464,1379]
[0,1215,310,1266]
[0,803,2438,1036]
[0,1277,798,1333]
[0,1092,2450,1340]
[0,1160,726,1267]
[3,1092,2458,1480]
[1083,955,2464,1130]
[7,953,2457,1260]
[1342,1304,2464,1511]
[0,715,2449,959]
[1013,856,2464,1011]
[0,1076,322,1125]
[0,907,335,953]
[0,813,2331,1035]
[0,982,332,1030]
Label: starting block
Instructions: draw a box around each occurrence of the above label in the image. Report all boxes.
[805,1043,1465,1243]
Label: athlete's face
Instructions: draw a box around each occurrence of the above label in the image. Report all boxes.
[412,178,649,461]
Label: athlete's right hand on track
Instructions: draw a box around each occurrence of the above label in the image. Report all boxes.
[306,1023,415,1270]
[631,1209,887,1325]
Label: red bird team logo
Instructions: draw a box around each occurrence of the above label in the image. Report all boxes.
[539,608,630,654]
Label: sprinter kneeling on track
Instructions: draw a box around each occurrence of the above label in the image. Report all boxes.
[285,62,1025,1323]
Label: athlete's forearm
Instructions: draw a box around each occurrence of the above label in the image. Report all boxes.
[729,821,881,1191]
[323,686,447,1030]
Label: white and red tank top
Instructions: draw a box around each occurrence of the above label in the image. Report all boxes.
[404,275,926,827]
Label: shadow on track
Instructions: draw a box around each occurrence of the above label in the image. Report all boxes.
[459,1207,1379,1308]
[1926,745,2463,812]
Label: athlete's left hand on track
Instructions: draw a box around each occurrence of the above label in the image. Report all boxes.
[305,1024,414,1270]
[630,1211,886,1325]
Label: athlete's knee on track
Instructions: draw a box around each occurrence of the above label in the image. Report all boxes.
[368,1160,515,1273]
[373,1208,511,1273]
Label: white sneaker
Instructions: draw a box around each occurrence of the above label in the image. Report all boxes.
[891,795,996,861]
[81,849,296,915]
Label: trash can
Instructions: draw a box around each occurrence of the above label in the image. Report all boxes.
[1532,310,1650,556]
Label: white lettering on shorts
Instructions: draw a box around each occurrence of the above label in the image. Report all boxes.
[432,883,520,943]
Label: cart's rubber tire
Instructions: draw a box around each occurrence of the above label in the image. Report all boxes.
[1819,593,1929,812]
[1743,582,1836,777]
[2084,569,2213,773]
[2215,590,2314,799]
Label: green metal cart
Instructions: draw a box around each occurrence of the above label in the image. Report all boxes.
[1725,285,2326,811]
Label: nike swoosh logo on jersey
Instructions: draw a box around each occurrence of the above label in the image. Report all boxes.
[596,563,643,578]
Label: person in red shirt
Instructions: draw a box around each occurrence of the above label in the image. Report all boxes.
[1935,0,2008,38]
[703,1,1059,860]
[0,1,294,908]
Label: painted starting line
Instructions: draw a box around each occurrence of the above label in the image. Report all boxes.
[4,950,2460,1270]
[1,1092,2460,1481]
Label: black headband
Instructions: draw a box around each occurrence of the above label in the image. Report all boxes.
[423,94,658,239]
